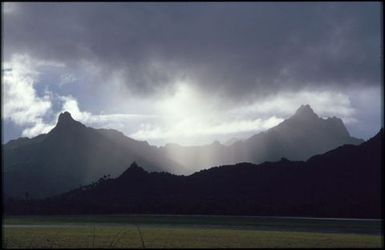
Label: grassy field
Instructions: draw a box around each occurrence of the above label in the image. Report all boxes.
[3,215,383,248]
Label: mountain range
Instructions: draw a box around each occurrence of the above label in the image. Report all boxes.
[4,105,364,198]
[4,112,184,198]
[161,105,364,172]
[5,128,382,218]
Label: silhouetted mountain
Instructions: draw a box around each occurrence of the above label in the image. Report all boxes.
[4,112,184,199]
[6,129,382,218]
[241,104,363,161]
[3,105,365,198]
[161,105,364,173]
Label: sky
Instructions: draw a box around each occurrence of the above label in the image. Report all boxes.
[2,2,383,146]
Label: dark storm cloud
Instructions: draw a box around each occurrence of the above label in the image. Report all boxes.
[4,2,381,99]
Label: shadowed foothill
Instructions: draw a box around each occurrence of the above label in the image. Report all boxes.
[4,128,382,218]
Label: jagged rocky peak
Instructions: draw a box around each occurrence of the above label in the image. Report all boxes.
[129,161,140,169]
[58,111,75,124]
[294,104,318,118]
[118,162,148,179]
[327,116,346,127]
[56,111,84,129]
[314,115,349,138]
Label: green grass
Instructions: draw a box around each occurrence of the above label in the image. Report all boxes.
[2,215,383,248]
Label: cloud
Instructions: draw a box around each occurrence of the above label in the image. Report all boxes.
[229,89,356,122]
[2,52,381,146]
[3,3,381,101]
[2,3,382,144]
[130,116,284,142]
[130,118,275,144]
[128,85,360,145]
[3,54,53,129]
[2,54,159,139]
[21,120,55,137]
[59,73,77,86]
[2,53,375,145]
[59,95,158,129]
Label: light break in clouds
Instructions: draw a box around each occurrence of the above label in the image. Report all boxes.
[2,2,382,145]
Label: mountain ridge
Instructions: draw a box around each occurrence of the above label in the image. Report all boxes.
[4,105,365,198]
[4,112,185,198]
[5,128,382,218]
[161,105,364,172]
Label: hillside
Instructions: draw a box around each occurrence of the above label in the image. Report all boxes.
[3,112,184,198]
[6,129,382,218]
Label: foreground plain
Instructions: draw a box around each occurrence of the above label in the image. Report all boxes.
[3,215,383,248]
